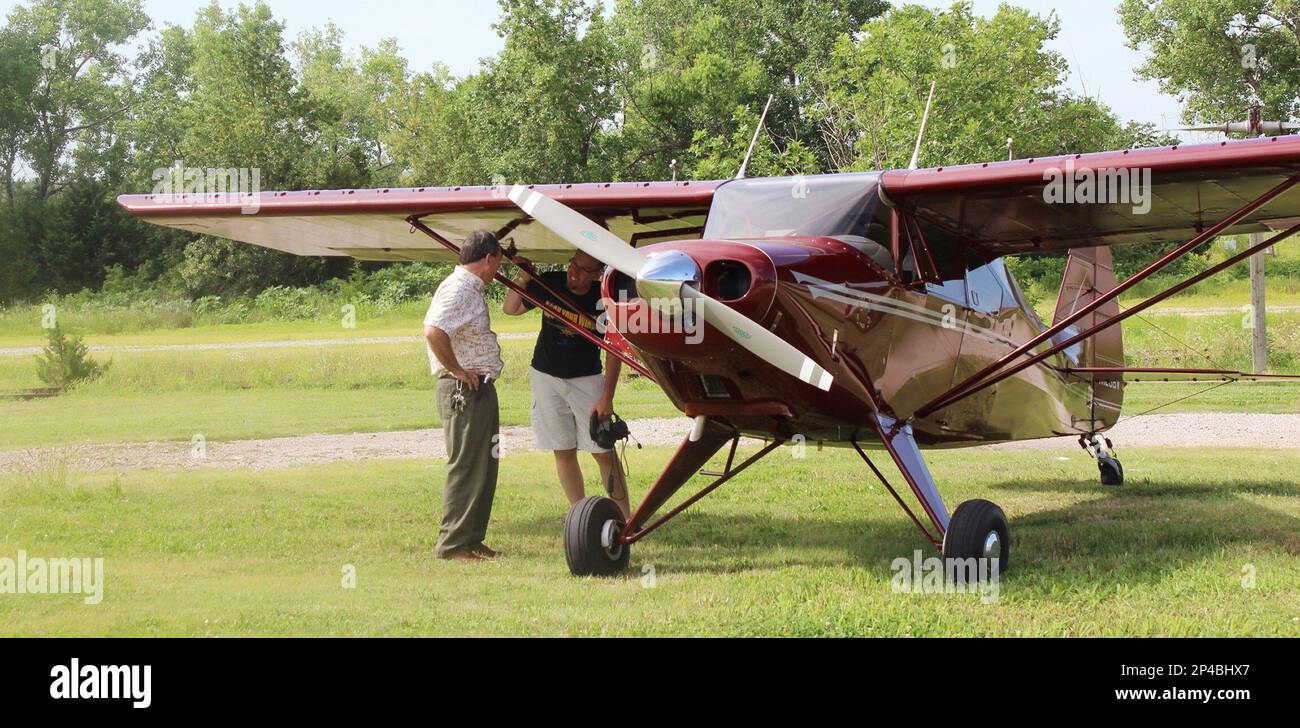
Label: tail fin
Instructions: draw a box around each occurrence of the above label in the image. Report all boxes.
[1053,246,1124,429]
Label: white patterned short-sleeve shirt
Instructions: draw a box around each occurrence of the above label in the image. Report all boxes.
[423,266,503,378]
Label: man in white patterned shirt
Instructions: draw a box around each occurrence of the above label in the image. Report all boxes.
[424,231,505,562]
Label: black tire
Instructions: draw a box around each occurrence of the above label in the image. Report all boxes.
[563,496,630,577]
[942,499,1010,573]
[1099,456,1124,486]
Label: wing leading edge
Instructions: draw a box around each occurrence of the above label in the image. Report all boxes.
[880,135,1300,256]
[117,181,720,264]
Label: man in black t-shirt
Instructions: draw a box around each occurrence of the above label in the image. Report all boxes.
[503,250,630,517]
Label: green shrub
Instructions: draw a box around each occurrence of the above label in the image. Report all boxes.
[34,325,109,389]
[252,286,320,320]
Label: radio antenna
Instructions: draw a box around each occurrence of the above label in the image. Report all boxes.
[736,94,774,179]
[908,81,937,170]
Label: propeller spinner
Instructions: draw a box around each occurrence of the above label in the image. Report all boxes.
[507,185,833,391]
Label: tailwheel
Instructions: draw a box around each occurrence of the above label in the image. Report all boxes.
[1098,456,1124,486]
[942,499,1010,574]
[564,496,631,576]
[1081,433,1123,487]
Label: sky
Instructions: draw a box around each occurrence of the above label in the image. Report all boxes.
[5,0,1195,137]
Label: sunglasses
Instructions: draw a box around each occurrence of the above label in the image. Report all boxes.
[570,260,605,276]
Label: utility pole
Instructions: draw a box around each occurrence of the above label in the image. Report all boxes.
[1249,231,1267,373]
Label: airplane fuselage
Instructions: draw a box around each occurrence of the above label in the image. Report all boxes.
[604,235,1120,448]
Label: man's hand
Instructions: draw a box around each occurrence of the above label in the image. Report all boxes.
[513,256,533,279]
[452,367,484,391]
[591,395,614,420]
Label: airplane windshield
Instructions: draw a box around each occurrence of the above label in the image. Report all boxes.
[704,173,883,240]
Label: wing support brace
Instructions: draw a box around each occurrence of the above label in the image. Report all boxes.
[618,418,785,546]
[914,175,1300,418]
[407,215,656,381]
[857,414,950,547]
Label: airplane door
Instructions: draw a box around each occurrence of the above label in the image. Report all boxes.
[946,256,1010,437]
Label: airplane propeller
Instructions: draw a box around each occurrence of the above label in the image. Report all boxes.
[508,185,834,391]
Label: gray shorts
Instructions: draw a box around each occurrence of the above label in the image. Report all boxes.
[529,367,610,453]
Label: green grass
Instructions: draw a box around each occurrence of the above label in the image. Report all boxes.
[1122,311,1300,372]
[2,330,1299,450]
[2,446,1297,636]
[0,300,542,349]
[1121,274,1300,310]
[0,338,676,450]
[1122,381,1300,415]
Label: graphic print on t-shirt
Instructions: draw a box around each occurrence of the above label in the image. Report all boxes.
[524,270,604,379]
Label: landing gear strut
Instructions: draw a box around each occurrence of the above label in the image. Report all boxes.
[854,418,1009,578]
[1081,433,1123,486]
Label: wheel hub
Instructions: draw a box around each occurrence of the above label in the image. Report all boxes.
[981,530,1002,560]
[599,519,625,561]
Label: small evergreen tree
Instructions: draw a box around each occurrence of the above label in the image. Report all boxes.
[34,326,108,389]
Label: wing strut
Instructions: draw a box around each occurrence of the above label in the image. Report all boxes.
[913,174,1300,419]
[406,215,656,381]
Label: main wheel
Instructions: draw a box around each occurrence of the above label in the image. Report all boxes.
[564,496,630,576]
[942,499,1010,573]
[1098,456,1124,486]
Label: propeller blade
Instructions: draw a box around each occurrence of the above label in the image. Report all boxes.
[508,185,646,277]
[680,285,834,391]
[512,186,835,392]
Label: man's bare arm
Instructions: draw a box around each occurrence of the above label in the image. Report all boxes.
[594,351,622,418]
[501,257,533,316]
[425,326,480,390]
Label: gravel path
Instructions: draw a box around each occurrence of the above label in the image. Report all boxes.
[1,413,1296,474]
[0,332,536,357]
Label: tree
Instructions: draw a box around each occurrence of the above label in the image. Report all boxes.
[4,0,148,206]
[0,26,38,213]
[132,1,343,296]
[439,0,619,185]
[809,2,1167,173]
[606,0,888,180]
[1119,0,1299,279]
[1120,0,1300,125]
[294,29,460,188]
[35,324,107,389]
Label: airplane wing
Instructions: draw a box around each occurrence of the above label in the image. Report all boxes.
[879,135,1300,256]
[117,181,720,264]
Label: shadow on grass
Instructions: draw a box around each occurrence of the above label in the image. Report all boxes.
[505,509,943,580]
[992,476,1300,498]
[992,476,1300,586]
[502,475,1300,587]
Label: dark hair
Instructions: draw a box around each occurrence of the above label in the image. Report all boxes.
[459,230,502,264]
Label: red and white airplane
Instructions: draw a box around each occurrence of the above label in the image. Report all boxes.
[120,134,1300,576]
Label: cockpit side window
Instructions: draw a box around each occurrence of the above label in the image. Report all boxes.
[829,198,895,275]
[966,250,1012,314]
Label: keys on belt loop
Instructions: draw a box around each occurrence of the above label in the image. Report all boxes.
[451,379,466,413]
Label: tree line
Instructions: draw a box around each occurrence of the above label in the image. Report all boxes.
[1,0,1293,305]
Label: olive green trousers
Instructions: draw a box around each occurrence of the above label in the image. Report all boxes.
[434,378,499,557]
